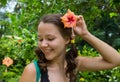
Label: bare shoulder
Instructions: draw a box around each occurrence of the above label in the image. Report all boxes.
[19,63,36,82]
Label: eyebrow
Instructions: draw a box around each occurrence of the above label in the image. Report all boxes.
[38,35,41,37]
[38,34,56,37]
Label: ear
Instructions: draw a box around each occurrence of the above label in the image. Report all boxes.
[65,37,70,45]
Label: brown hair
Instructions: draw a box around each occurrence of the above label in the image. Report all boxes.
[35,14,78,82]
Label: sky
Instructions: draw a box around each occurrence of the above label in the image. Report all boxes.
[0,0,17,13]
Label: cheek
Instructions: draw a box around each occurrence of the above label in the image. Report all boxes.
[49,42,58,48]
[54,38,67,47]
[53,40,66,50]
[38,41,41,48]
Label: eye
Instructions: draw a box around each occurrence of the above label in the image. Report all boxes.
[47,37,55,41]
[38,38,43,41]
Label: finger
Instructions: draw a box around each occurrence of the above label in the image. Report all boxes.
[77,15,83,20]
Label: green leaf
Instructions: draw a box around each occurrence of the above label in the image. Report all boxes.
[109,12,118,18]
[0,0,7,6]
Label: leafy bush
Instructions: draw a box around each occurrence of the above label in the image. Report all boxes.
[77,46,120,82]
[0,28,37,81]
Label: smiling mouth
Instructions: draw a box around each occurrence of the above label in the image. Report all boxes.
[43,49,52,54]
[44,51,50,54]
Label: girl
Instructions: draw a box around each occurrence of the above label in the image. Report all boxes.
[19,14,120,82]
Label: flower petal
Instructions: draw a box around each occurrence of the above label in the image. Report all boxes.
[2,57,13,67]
[61,9,77,28]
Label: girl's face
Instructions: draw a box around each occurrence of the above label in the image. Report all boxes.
[38,22,70,61]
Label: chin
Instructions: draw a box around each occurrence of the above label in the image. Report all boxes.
[45,56,53,61]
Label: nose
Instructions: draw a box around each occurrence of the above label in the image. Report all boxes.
[39,40,48,48]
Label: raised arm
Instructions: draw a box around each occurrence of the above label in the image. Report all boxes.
[75,15,120,71]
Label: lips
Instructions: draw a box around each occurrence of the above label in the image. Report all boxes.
[42,49,53,55]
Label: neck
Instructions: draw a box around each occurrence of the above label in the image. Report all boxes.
[47,55,67,71]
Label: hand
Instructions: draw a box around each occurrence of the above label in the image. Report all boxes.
[74,15,89,38]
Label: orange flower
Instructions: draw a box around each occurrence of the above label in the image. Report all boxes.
[61,9,77,28]
[2,57,13,67]
[17,39,22,43]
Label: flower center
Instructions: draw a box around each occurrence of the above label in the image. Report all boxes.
[68,16,74,23]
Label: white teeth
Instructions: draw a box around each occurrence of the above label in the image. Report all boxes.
[44,49,51,53]
[44,51,50,52]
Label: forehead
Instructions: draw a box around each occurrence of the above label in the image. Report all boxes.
[38,22,61,36]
